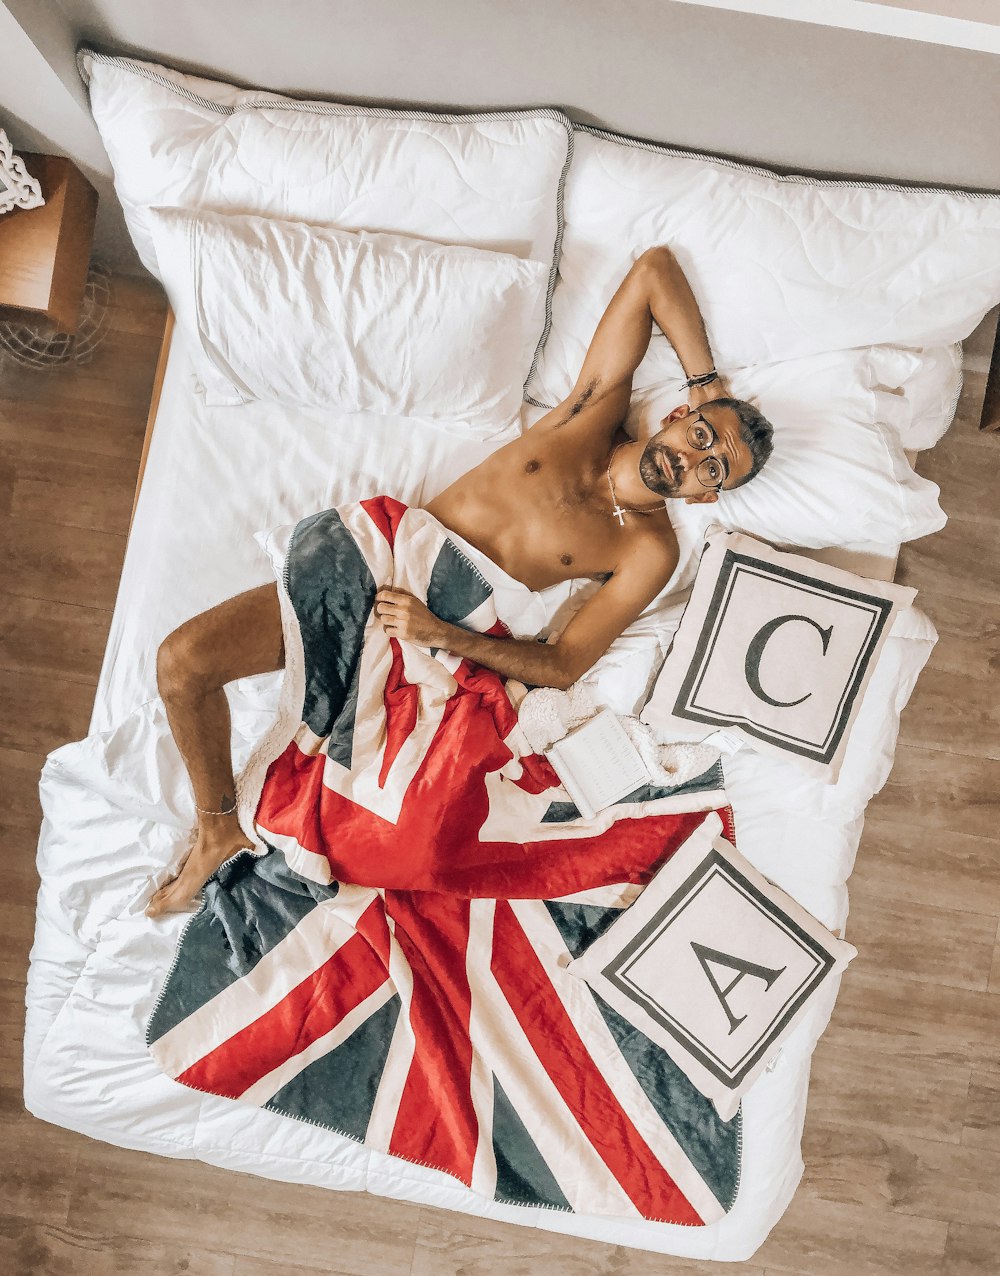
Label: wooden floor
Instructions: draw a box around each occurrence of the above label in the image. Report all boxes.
[1,276,998,1275]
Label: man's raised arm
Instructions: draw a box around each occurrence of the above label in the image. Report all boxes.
[565,246,725,412]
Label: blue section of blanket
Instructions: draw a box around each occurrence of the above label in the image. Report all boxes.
[543,897,742,1211]
[541,759,726,823]
[286,507,376,765]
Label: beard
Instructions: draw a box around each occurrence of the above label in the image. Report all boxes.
[639,442,682,497]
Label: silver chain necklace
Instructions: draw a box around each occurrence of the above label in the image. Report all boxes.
[606,441,668,526]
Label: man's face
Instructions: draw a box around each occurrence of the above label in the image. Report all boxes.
[639,403,754,504]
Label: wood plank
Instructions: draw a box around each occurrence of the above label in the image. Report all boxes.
[0,1218,236,1276]
[4,517,126,611]
[807,1040,970,1146]
[0,982,81,1224]
[236,1257,405,1276]
[409,1208,769,1276]
[104,275,170,336]
[65,1143,422,1275]
[0,668,95,754]
[826,970,1000,1073]
[0,746,46,831]
[11,441,139,536]
[897,515,1000,607]
[0,329,165,411]
[912,591,1000,681]
[756,1195,947,1276]
[942,1223,1000,1275]
[846,893,997,991]
[916,423,1000,510]
[896,666,1000,762]
[866,744,1000,842]
[963,1070,1000,1151]
[0,399,149,460]
[0,594,112,687]
[852,819,1000,917]
[799,1123,1000,1229]
[0,440,14,523]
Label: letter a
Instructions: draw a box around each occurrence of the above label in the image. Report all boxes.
[690,941,786,1035]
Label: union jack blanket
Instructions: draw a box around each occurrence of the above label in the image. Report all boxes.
[147,496,741,1225]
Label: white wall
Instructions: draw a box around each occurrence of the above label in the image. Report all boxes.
[3,0,998,275]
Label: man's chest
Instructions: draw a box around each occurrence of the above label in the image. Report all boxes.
[453,452,630,587]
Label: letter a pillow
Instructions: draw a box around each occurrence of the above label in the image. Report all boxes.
[641,529,916,781]
[567,813,857,1119]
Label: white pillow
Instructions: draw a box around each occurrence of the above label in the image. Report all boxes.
[146,207,549,435]
[528,126,1000,407]
[567,812,857,1120]
[640,529,917,782]
[78,47,572,393]
[623,347,946,553]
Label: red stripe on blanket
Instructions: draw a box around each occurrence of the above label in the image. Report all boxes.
[491,901,704,1226]
[176,907,389,1098]
[380,638,420,787]
[509,751,561,794]
[256,729,720,898]
[361,495,408,548]
[384,892,479,1185]
[453,658,519,738]
[355,894,393,967]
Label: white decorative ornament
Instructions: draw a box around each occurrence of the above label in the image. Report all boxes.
[0,128,45,215]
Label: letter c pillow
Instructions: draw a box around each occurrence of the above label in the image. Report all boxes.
[640,529,916,782]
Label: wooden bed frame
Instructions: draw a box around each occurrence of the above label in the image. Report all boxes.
[128,307,173,539]
[983,321,1000,432]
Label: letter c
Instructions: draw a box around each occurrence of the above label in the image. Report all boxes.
[744,614,833,708]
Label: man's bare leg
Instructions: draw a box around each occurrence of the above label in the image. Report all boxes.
[145,583,285,917]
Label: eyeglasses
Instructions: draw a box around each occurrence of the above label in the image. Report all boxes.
[685,414,729,492]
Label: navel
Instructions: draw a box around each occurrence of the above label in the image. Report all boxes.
[525,459,541,474]
[560,553,574,567]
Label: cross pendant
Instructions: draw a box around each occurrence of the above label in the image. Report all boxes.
[612,505,627,526]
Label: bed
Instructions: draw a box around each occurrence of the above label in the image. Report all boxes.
[21,47,1000,1263]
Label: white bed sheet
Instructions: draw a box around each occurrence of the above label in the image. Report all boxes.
[25,328,935,1261]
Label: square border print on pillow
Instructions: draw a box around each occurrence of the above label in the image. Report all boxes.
[602,845,838,1088]
[673,549,895,764]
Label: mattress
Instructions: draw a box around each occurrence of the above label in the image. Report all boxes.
[23,327,938,1261]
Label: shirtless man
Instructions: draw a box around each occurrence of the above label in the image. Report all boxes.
[146,245,773,917]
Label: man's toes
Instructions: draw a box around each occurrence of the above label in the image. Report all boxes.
[145,885,173,917]
[146,878,190,917]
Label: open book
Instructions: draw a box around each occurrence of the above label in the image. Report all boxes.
[544,709,652,820]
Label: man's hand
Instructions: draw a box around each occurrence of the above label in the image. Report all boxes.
[375,588,448,647]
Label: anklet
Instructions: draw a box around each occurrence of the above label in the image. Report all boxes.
[195,797,238,816]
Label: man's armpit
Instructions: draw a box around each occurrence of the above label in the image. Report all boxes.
[553,378,599,429]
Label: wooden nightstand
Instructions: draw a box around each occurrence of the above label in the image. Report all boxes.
[0,152,98,335]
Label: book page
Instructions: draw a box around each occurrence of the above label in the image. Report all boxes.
[546,710,651,816]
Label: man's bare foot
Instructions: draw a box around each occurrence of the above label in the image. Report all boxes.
[146,818,255,917]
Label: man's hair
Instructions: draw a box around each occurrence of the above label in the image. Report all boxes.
[704,396,774,490]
